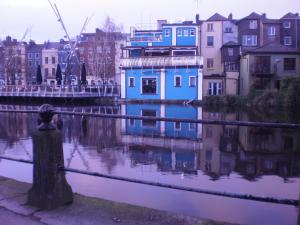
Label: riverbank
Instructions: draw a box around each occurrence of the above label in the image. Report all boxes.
[0,176,235,225]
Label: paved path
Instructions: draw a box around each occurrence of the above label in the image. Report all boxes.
[0,176,234,225]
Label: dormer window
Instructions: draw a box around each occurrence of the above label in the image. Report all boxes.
[283,21,291,28]
[249,20,257,29]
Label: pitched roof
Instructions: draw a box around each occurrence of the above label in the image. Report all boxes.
[281,12,300,19]
[207,13,227,21]
[244,42,300,54]
[242,12,262,20]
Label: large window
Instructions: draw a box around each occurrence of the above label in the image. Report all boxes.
[268,26,276,36]
[142,78,157,94]
[284,58,296,71]
[283,21,291,28]
[174,76,181,87]
[208,82,222,95]
[284,36,292,46]
[52,57,56,64]
[207,36,214,47]
[207,23,214,32]
[207,58,214,69]
[249,20,257,29]
[242,35,257,46]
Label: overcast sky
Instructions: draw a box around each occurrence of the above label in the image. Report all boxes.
[0,0,299,43]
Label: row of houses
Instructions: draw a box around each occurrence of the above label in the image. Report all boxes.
[120,12,300,100]
[0,12,299,99]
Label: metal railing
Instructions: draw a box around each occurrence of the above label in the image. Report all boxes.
[120,55,202,68]
[0,84,120,98]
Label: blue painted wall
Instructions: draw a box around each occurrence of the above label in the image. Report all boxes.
[165,68,198,100]
[126,69,161,100]
[176,27,196,46]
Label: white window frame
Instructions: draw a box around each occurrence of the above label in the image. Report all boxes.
[174,121,181,131]
[207,58,214,69]
[190,29,195,36]
[242,35,257,46]
[283,21,291,29]
[189,76,196,87]
[207,23,214,32]
[174,75,182,87]
[284,36,292,46]
[140,76,158,94]
[128,77,135,87]
[249,20,257,29]
[268,26,276,36]
[208,81,222,95]
[177,29,182,37]
[183,29,188,37]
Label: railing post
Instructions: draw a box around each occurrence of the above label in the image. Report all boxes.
[28,104,73,209]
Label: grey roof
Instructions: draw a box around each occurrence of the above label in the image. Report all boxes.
[207,13,227,21]
[281,12,300,19]
[222,41,240,47]
[262,18,281,23]
[244,42,300,54]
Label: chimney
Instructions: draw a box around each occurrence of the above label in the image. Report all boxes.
[262,13,266,19]
[228,13,233,20]
[196,14,200,24]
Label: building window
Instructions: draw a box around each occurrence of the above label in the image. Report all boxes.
[35,53,39,59]
[224,27,232,33]
[268,26,276,36]
[283,21,291,28]
[177,29,182,36]
[45,57,48,64]
[28,53,32,59]
[165,29,170,37]
[183,29,188,37]
[249,20,257,29]
[284,58,296,71]
[45,68,49,77]
[228,48,234,56]
[174,76,182,87]
[52,57,55,64]
[129,77,135,87]
[142,78,157,94]
[242,35,257,46]
[284,36,292,45]
[142,109,157,127]
[190,29,195,36]
[207,36,214,47]
[174,121,181,131]
[207,58,214,69]
[208,82,222,95]
[207,23,214,32]
[189,76,196,87]
[129,118,135,127]
[52,68,55,76]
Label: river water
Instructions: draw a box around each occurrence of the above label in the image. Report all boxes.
[0,103,299,225]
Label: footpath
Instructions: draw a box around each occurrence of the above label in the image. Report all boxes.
[0,176,235,225]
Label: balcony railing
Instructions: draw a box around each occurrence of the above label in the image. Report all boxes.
[120,55,202,68]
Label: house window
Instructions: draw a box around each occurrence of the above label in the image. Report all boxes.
[183,29,188,37]
[45,57,48,64]
[207,36,214,47]
[207,23,214,32]
[284,58,296,71]
[177,29,182,36]
[283,21,291,28]
[208,82,222,95]
[45,68,49,77]
[207,58,214,69]
[52,68,55,76]
[174,76,181,87]
[190,29,195,36]
[52,57,55,64]
[249,20,257,29]
[28,53,32,59]
[242,35,257,46]
[174,121,181,131]
[35,53,39,59]
[129,77,135,87]
[142,109,157,127]
[165,29,170,37]
[189,76,196,87]
[142,78,157,94]
[228,48,234,56]
[224,27,232,33]
[268,26,276,36]
[284,36,292,45]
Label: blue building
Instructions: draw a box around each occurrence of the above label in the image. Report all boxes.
[120,20,203,101]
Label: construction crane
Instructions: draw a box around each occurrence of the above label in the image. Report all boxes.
[47,0,92,85]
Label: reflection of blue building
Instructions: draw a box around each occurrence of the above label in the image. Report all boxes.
[121,104,202,140]
[120,19,203,101]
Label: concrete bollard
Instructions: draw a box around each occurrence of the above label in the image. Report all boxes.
[28,104,73,209]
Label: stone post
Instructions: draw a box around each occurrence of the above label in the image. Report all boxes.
[28,104,73,209]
